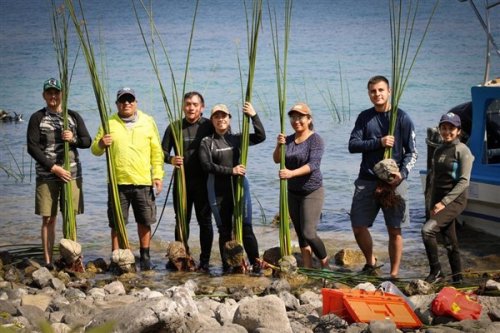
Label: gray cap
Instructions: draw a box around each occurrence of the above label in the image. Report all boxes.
[116,87,136,102]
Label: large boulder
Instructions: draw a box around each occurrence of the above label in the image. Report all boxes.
[233,294,292,333]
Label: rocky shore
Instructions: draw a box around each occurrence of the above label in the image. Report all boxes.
[1,256,500,333]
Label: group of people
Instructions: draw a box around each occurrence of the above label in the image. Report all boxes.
[27,75,473,281]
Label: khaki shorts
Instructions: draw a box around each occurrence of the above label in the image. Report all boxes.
[35,178,84,216]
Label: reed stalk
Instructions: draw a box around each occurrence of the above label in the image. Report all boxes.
[50,0,78,241]
[65,0,129,249]
[233,0,263,245]
[132,0,199,249]
[385,0,438,159]
[318,63,351,124]
[269,0,293,257]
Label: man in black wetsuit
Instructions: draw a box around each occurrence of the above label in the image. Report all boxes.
[162,92,214,272]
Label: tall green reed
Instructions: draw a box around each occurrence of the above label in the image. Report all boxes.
[269,0,293,257]
[50,0,79,241]
[65,0,129,249]
[385,0,438,159]
[132,0,199,249]
[233,0,263,245]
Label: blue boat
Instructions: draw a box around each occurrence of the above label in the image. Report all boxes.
[421,1,500,237]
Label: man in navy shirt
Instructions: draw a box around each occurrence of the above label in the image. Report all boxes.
[348,75,417,279]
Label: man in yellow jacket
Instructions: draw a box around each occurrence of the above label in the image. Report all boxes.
[91,87,164,270]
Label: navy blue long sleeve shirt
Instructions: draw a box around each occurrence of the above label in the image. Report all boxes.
[348,107,417,180]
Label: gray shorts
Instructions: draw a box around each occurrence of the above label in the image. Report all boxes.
[107,184,157,228]
[350,178,409,228]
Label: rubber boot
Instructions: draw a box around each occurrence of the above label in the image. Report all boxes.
[140,247,152,271]
[447,248,463,283]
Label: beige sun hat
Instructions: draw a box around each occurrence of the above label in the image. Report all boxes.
[210,104,231,117]
[288,102,311,116]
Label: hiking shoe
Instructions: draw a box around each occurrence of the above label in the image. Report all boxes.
[197,262,210,273]
[424,270,444,283]
[45,263,55,271]
[361,263,380,276]
[250,263,262,276]
[140,258,154,271]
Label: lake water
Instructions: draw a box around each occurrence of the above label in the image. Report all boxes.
[1,0,499,278]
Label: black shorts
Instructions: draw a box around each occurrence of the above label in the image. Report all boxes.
[107,184,156,228]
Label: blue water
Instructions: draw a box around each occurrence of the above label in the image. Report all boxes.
[1,1,499,276]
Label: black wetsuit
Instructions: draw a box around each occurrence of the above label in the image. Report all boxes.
[199,114,265,267]
[162,117,214,265]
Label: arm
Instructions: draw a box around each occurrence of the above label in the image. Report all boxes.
[348,113,383,153]
[440,145,474,206]
[90,125,106,156]
[69,110,92,148]
[273,133,286,163]
[27,111,55,171]
[150,119,165,193]
[161,122,183,166]
[243,102,266,145]
[399,113,418,180]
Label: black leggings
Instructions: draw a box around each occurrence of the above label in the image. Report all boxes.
[288,187,327,260]
[208,175,259,265]
[173,175,213,264]
[421,196,466,276]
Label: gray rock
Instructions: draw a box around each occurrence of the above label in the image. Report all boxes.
[266,278,291,294]
[104,280,126,295]
[50,322,73,333]
[50,277,66,292]
[0,299,18,316]
[488,304,500,321]
[346,322,368,333]
[17,304,47,328]
[298,290,322,309]
[369,319,397,333]
[6,287,28,300]
[353,282,376,291]
[296,303,321,317]
[315,313,349,331]
[196,297,220,318]
[486,322,500,333]
[64,287,86,301]
[290,320,314,333]
[215,300,239,325]
[32,267,53,288]
[50,294,71,311]
[49,310,65,323]
[404,279,434,295]
[61,300,96,327]
[212,323,247,333]
[234,294,292,333]
[4,267,20,283]
[279,290,300,310]
[21,294,52,312]
[485,279,500,291]
[90,299,162,333]
[87,287,106,300]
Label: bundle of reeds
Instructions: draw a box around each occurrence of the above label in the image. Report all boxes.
[233,0,263,246]
[132,0,199,255]
[50,0,78,241]
[385,0,438,159]
[65,0,129,249]
[269,0,293,258]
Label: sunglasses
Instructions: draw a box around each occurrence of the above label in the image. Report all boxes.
[118,95,136,104]
[289,114,308,121]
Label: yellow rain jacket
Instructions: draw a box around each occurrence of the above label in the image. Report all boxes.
[91,110,164,185]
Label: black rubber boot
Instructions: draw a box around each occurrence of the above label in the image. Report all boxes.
[447,248,463,283]
[140,247,153,271]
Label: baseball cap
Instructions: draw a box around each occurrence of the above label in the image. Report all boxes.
[211,104,231,117]
[439,112,461,128]
[288,102,311,116]
[116,87,136,102]
[43,78,62,91]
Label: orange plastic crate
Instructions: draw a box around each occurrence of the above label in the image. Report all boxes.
[322,288,422,329]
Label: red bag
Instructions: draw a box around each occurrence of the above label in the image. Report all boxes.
[431,287,482,320]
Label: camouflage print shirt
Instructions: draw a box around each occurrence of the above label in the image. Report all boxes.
[27,108,91,181]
